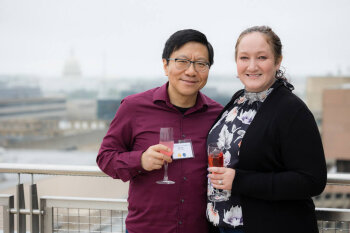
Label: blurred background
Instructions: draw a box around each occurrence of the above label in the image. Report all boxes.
[0,0,350,209]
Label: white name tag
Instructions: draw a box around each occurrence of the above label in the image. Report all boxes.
[172,140,194,160]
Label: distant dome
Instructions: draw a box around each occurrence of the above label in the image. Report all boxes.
[63,50,82,77]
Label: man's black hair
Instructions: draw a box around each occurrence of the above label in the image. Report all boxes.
[162,29,214,67]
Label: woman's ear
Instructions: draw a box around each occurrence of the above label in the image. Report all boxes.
[276,56,283,70]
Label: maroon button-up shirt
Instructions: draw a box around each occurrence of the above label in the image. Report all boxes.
[97,83,223,233]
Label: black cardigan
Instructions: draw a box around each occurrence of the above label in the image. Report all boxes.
[215,81,327,233]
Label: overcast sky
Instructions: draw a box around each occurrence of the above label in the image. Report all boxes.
[1,0,350,79]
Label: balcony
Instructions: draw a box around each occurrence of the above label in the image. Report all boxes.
[0,163,349,232]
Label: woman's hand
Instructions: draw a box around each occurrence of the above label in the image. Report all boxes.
[208,167,236,190]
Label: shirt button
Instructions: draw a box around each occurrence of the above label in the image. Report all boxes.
[183,177,187,181]
[138,171,142,174]
[182,134,186,138]
[178,221,182,225]
[181,199,184,203]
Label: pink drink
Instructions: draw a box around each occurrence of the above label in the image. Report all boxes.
[208,152,224,167]
[160,141,174,156]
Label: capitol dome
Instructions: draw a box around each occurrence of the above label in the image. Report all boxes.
[63,50,82,77]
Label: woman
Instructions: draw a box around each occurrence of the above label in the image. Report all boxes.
[206,26,327,233]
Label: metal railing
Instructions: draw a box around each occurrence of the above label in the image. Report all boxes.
[0,163,350,232]
[0,163,127,233]
[0,163,107,177]
[41,196,127,233]
[326,173,350,185]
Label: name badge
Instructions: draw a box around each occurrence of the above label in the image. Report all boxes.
[172,140,194,160]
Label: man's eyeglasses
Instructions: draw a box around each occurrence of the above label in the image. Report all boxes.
[167,58,210,73]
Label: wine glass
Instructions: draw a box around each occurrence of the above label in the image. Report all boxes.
[156,127,175,184]
[208,143,229,202]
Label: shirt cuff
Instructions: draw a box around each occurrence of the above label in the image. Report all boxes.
[128,150,147,177]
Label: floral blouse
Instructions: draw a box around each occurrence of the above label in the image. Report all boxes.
[206,87,273,228]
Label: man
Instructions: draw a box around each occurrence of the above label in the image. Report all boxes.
[97,29,223,233]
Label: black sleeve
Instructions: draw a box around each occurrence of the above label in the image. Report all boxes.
[231,107,327,200]
[208,220,220,233]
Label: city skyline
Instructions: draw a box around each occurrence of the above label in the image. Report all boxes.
[1,0,350,79]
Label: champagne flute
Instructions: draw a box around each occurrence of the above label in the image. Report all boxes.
[208,143,229,202]
[156,127,175,184]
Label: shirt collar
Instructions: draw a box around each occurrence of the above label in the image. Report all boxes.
[243,87,273,104]
[153,82,208,112]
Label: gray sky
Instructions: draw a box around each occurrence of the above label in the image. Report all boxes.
[1,0,350,79]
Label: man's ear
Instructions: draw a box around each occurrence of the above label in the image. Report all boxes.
[163,59,169,76]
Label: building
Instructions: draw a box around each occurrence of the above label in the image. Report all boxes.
[0,97,67,121]
[322,86,350,172]
[0,97,67,144]
[97,99,120,121]
[306,76,350,124]
[0,78,67,145]
[62,50,82,77]
[307,82,350,208]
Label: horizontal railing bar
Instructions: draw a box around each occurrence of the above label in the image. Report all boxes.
[1,163,350,184]
[327,173,350,185]
[42,196,128,211]
[56,215,124,219]
[9,208,43,215]
[7,206,347,221]
[55,222,123,226]
[6,201,349,221]
[53,230,121,233]
[0,163,350,184]
[53,230,122,233]
[56,222,123,225]
[42,196,127,203]
[0,163,108,177]
[316,207,350,221]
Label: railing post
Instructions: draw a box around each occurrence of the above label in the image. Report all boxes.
[40,198,53,233]
[30,174,39,233]
[0,194,14,233]
[16,182,26,233]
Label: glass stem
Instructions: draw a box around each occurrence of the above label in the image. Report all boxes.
[163,161,169,181]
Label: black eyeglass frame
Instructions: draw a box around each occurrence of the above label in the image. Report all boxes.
[167,58,210,72]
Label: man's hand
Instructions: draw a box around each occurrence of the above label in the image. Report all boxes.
[141,144,173,171]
